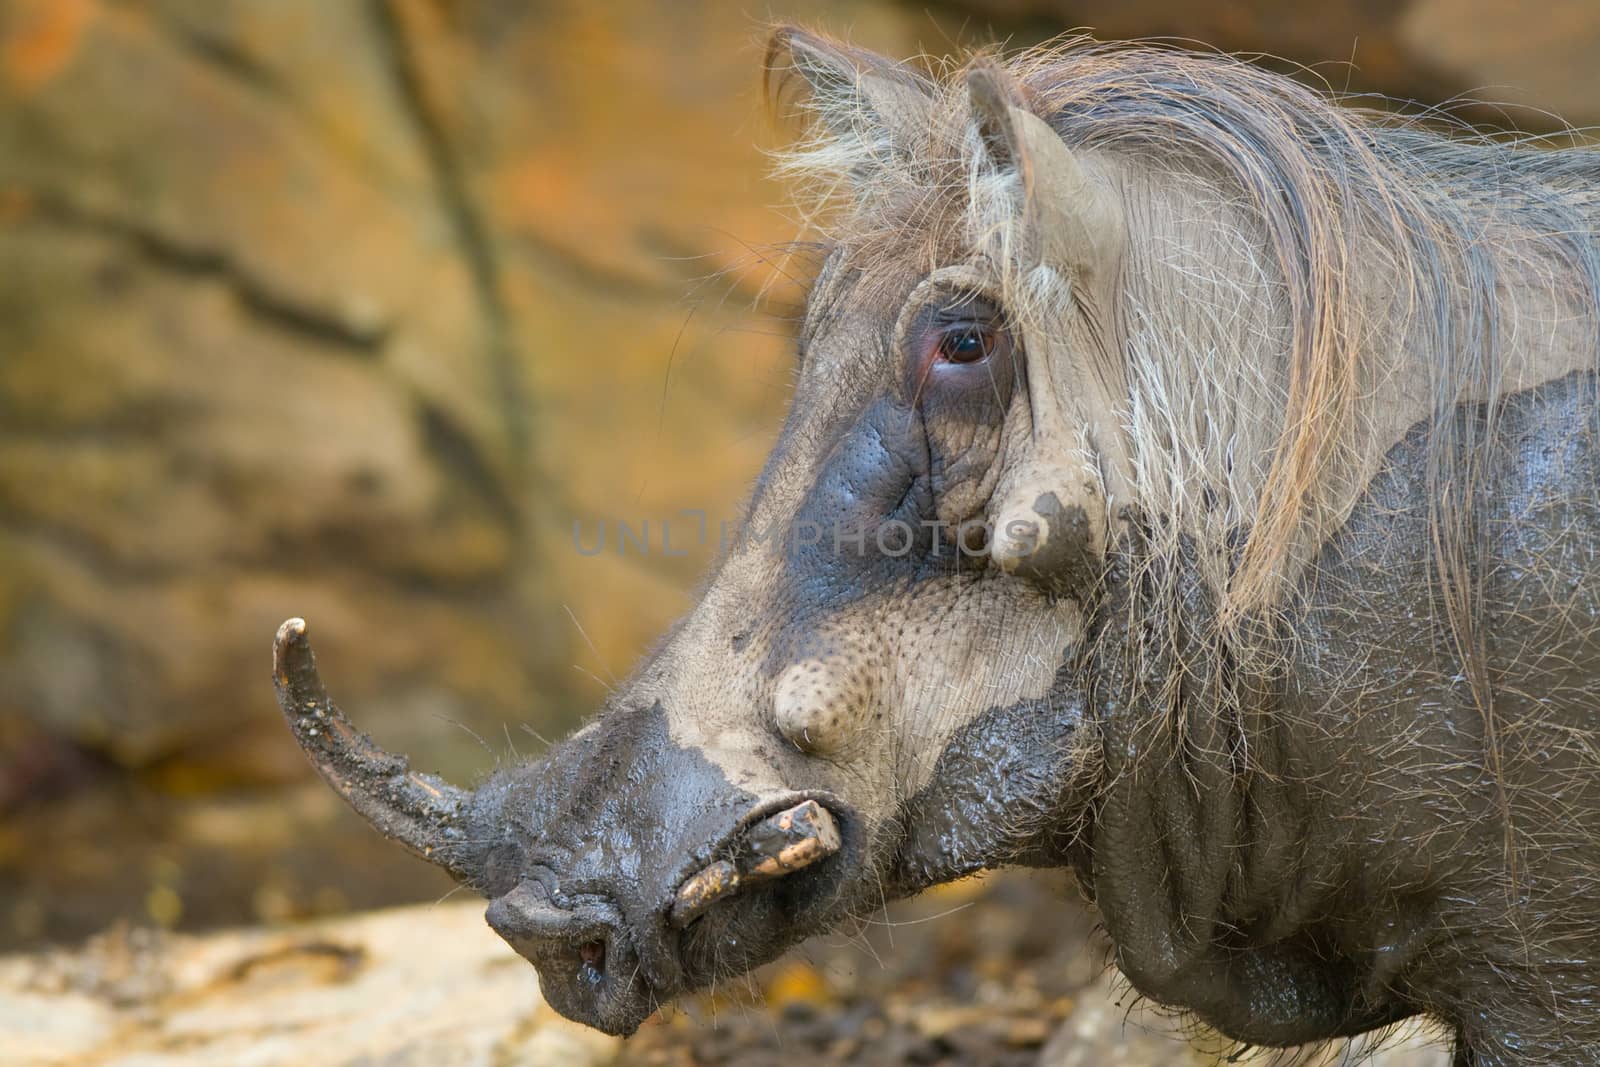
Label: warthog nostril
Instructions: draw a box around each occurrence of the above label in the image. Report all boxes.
[578,939,606,982]
[486,882,625,989]
[669,799,842,927]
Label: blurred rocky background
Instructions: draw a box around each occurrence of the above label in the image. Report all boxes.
[0,0,1594,1055]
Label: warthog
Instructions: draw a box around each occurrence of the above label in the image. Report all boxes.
[273,28,1600,1064]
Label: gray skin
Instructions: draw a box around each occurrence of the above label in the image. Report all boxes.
[274,32,1600,1066]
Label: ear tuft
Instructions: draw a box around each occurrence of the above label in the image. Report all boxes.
[767,26,857,111]
[766,25,933,173]
[965,61,1026,172]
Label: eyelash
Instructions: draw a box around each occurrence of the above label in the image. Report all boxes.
[934,323,1001,364]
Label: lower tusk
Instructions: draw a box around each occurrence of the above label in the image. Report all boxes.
[668,800,841,928]
[743,799,841,880]
[669,860,740,928]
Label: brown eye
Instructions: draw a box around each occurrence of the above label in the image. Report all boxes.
[903,293,1015,407]
[936,324,998,364]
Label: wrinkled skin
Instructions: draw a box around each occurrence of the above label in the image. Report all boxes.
[275,30,1600,1065]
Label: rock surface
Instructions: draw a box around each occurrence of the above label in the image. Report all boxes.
[0,902,613,1067]
[950,0,1600,130]
[0,0,912,947]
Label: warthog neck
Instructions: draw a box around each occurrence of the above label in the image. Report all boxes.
[1084,369,1600,1052]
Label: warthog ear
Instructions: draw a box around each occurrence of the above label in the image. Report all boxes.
[964,62,1129,598]
[767,26,934,177]
[965,60,1123,280]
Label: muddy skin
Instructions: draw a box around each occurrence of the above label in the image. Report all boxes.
[778,394,938,612]
[1005,494,1101,601]
[1080,370,1600,1060]
[890,658,1087,893]
[465,701,866,1036]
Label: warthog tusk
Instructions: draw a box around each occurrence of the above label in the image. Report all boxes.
[670,860,741,928]
[743,798,842,878]
[669,800,841,927]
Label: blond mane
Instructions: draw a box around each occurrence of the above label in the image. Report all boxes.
[769,38,1600,773]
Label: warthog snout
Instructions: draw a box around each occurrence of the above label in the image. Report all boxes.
[479,798,842,1033]
[272,617,862,1035]
[485,880,650,1034]
[478,793,849,1034]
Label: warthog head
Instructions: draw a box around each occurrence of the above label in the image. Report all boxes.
[276,29,1128,1035]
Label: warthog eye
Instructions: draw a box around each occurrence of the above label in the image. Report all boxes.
[937,324,1000,364]
[900,285,1017,413]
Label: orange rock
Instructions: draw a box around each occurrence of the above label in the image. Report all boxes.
[0,0,94,93]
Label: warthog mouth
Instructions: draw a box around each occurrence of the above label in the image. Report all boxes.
[668,797,845,927]
[658,793,862,1003]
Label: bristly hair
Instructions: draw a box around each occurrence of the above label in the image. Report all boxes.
[766,33,1600,809]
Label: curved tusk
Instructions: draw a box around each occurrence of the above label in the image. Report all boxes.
[669,860,742,928]
[273,617,476,882]
[743,798,842,879]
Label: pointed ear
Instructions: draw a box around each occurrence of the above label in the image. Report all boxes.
[965,61,1122,279]
[767,26,934,170]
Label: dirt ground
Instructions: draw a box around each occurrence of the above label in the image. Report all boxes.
[1,870,1451,1067]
